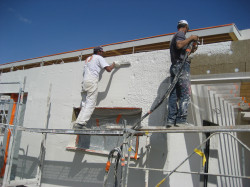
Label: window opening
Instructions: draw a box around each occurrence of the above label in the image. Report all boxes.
[67,107,142,158]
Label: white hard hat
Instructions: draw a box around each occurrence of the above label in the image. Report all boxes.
[178,20,188,25]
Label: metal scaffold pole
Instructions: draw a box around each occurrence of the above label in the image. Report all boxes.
[1,124,250,135]
[1,78,25,187]
[154,132,250,187]
[1,120,250,186]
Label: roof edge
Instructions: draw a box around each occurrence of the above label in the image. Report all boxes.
[0,23,235,67]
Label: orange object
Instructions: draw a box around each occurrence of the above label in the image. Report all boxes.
[134,152,138,160]
[235,84,239,90]
[96,119,100,127]
[75,135,80,145]
[121,157,125,166]
[134,136,139,160]
[116,114,122,124]
[105,161,111,172]
[85,56,93,63]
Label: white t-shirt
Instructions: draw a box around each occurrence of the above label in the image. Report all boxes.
[84,54,109,79]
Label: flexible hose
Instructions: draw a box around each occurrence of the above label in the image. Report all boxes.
[132,41,196,130]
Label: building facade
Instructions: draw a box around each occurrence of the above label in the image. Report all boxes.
[0,24,250,186]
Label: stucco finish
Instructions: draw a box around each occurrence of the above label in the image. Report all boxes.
[0,39,249,186]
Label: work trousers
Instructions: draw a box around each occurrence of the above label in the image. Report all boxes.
[167,62,191,124]
[76,72,99,125]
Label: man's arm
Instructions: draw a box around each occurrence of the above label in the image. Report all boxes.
[176,35,199,49]
[104,62,115,72]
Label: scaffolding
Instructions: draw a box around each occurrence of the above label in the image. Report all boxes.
[1,81,250,187]
[1,122,250,186]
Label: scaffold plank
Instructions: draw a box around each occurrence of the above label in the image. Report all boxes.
[18,127,124,135]
[0,124,124,135]
[1,124,250,135]
[139,125,250,133]
[107,124,250,133]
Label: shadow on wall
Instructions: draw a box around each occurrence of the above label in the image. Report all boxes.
[13,154,105,186]
[79,68,119,107]
[12,154,145,187]
[144,77,201,186]
[183,133,202,187]
[97,68,119,105]
[147,77,171,186]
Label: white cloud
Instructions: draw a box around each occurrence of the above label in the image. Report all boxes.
[8,7,32,24]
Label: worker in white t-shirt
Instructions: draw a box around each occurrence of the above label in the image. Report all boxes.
[73,46,115,129]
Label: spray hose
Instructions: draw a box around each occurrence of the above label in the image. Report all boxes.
[131,40,198,130]
[103,146,124,187]
[103,40,199,186]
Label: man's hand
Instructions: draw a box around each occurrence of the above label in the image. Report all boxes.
[190,35,199,41]
[105,62,115,72]
[191,39,199,53]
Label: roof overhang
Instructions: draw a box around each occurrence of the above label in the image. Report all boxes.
[0,23,241,72]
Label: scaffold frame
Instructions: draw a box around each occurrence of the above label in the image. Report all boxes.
[1,122,250,187]
[1,80,250,187]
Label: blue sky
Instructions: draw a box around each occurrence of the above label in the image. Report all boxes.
[0,0,249,64]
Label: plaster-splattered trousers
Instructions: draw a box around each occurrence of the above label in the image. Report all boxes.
[167,61,191,124]
[76,68,99,125]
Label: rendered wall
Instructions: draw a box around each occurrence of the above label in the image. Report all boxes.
[0,40,249,186]
[191,39,250,76]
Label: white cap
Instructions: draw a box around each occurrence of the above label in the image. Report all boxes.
[178,20,188,25]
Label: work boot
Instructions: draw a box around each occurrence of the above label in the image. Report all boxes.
[165,121,175,128]
[176,122,194,127]
[73,123,88,130]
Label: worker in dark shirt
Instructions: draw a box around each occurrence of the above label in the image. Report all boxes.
[166,20,198,127]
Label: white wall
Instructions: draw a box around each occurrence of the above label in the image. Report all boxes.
[240,29,250,40]
[0,41,248,187]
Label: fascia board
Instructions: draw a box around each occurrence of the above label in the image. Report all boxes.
[103,34,174,51]
[186,24,240,38]
[0,24,240,70]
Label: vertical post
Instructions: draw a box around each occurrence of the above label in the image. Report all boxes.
[37,83,52,186]
[1,94,18,180]
[202,120,215,187]
[203,132,210,187]
[2,80,23,186]
[241,147,245,176]
[145,134,150,187]
[120,120,127,187]
[124,136,132,187]
[79,53,83,62]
